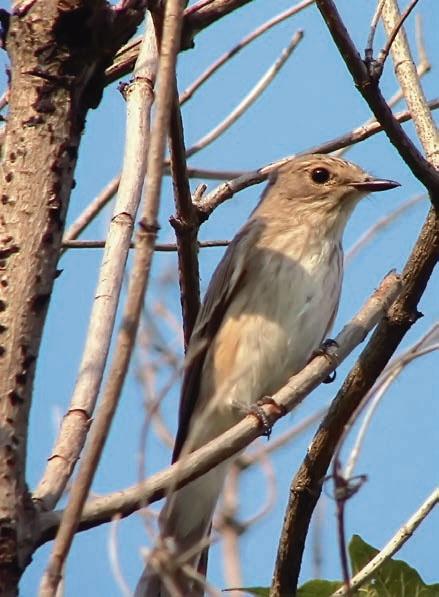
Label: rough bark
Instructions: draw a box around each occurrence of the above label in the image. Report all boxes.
[0,1,144,592]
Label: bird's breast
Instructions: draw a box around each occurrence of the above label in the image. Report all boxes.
[210,239,343,410]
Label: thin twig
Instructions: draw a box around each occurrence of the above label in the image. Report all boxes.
[61,239,229,250]
[36,272,401,543]
[315,0,438,193]
[344,194,424,266]
[168,88,201,347]
[331,488,439,596]
[220,465,244,591]
[365,0,387,60]
[344,323,439,479]
[61,176,120,250]
[342,375,392,482]
[335,34,431,159]
[105,0,259,84]
[197,97,439,218]
[184,0,216,17]
[108,515,131,597]
[185,30,304,159]
[179,0,313,105]
[378,0,421,69]
[239,453,277,529]
[332,460,351,594]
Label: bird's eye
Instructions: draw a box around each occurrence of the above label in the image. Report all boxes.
[311,167,331,184]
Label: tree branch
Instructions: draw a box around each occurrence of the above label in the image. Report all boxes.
[33,12,158,514]
[106,0,258,84]
[270,8,439,578]
[184,30,304,158]
[380,0,439,168]
[61,176,120,251]
[0,0,145,589]
[179,0,313,105]
[271,206,438,595]
[61,239,229,250]
[196,97,439,219]
[315,0,439,196]
[331,488,439,596]
[35,272,400,543]
[168,91,201,348]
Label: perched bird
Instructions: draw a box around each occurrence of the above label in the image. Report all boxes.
[139,154,399,596]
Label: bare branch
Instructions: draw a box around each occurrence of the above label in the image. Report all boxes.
[106,0,259,84]
[344,194,424,266]
[197,97,439,218]
[185,31,303,159]
[36,272,401,543]
[179,0,314,105]
[168,91,201,347]
[61,239,229,250]
[378,0,421,69]
[315,0,439,194]
[331,488,439,596]
[40,5,170,597]
[34,14,159,514]
[38,1,185,593]
[271,204,438,595]
[61,176,120,249]
[381,0,439,167]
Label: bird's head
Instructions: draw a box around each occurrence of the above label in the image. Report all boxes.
[259,153,400,237]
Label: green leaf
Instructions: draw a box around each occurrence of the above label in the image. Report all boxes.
[223,535,439,596]
[297,579,344,596]
[223,580,343,596]
[349,534,439,596]
[222,588,269,596]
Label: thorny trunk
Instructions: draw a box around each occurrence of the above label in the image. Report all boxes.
[0,2,144,592]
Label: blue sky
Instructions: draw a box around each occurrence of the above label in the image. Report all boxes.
[1,0,437,594]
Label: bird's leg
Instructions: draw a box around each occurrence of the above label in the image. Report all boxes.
[248,397,286,439]
[311,338,339,383]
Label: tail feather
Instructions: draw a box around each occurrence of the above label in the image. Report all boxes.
[137,462,229,596]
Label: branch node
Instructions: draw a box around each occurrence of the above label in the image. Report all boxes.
[138,218,160,234]
[169,214,199,234]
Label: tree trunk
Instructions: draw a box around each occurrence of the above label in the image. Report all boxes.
[0,1,144,592]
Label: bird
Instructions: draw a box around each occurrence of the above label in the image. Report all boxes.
[138,153,399,596]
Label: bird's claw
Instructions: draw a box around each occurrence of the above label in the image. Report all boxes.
[311,338,339,384]
[249,397,286,439]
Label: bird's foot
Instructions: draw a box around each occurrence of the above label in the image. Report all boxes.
[248,397,286,439]
[311,338,339,384]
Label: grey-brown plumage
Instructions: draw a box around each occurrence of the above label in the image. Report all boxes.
[138,154,399,597]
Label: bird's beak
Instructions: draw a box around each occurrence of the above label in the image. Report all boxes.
[350,178,400,192]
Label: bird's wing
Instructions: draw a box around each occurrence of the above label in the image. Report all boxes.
[172,219,264,462]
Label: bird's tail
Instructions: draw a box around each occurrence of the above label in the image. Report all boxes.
[136,461,230,597]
